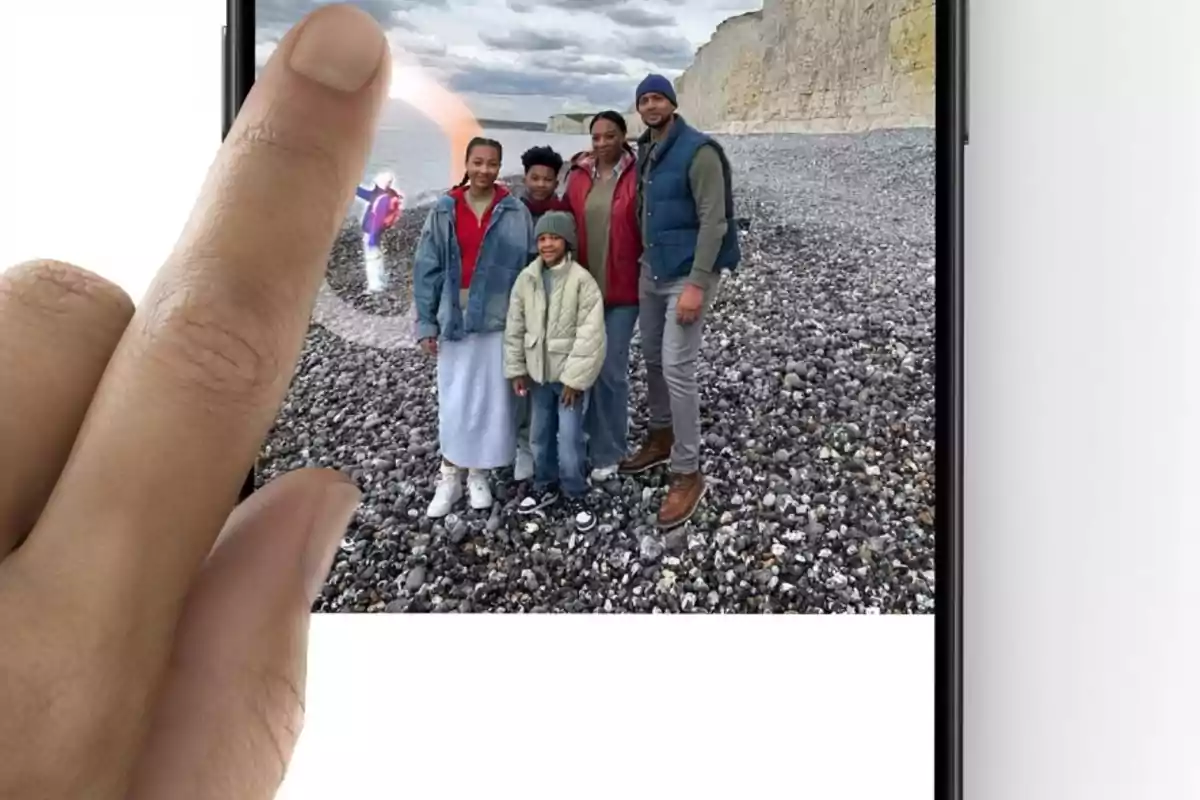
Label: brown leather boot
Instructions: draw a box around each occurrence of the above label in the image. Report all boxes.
[657,471,705,529]
[618,426,674,474]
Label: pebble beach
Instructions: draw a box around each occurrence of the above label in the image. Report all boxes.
[258,128,937,614]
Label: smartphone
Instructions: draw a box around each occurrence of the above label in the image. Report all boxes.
[226,0,963,792]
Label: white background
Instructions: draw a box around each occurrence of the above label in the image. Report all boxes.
[2,1,1198,797]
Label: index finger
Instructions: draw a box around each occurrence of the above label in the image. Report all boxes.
[25,6,388,623]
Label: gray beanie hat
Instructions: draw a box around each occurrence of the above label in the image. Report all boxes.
[534,210,577,252]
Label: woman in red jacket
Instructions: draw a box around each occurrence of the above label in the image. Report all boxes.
[563,110,642,482]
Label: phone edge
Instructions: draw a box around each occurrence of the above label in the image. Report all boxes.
[223,5,967,793]
[934,0,965,797]
[226,0,258,504]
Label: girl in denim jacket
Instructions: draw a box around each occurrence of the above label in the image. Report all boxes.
[413,137,536,518]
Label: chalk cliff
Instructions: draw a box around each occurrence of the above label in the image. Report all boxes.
[675,0,935,133]
[547,113,591,134]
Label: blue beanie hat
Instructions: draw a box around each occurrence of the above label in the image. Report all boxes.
[636,73,677,108]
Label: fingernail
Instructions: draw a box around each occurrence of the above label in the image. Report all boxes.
[302,480,362,601]
[288,5,385,93]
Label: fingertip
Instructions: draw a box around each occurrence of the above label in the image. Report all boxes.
[286,4,388,94]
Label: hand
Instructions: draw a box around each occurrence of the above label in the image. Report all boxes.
[512,376,528,396]
[420,337,439,356]
[676,281,700,326]
[561,385,582,407]
[676,282,705,325]
[0,6,387,798]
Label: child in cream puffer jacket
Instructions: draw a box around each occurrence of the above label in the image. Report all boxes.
[504,211,606,529]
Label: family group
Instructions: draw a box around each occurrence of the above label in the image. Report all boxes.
[361,73,740,532]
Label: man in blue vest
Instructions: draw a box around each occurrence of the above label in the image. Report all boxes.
[619,73,740,529]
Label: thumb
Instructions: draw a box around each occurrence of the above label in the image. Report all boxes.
[125,469,360,800]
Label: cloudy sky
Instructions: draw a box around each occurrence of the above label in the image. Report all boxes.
[255,0,760,121]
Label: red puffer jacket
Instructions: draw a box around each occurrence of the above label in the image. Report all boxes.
[563,147,642,307]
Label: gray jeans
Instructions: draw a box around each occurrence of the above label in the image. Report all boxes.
[637,262,714,474]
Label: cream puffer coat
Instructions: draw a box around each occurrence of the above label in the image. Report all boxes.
[503,254,606,390]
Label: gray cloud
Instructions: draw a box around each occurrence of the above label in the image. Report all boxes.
[605,6,676,26]
[523,53,629,77]
[252,0,715,119]
[477,24,695,73]
[392,31,448,58]
[255,0,432,40]
[507,0,616,9]
[446,63,635,108]
[617,31,695,68]
[477,28,578,52]
[507,0,688,11]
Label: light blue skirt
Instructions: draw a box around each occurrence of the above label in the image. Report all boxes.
[437,330,517,469]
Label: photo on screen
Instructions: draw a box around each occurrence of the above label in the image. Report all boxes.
[253,0,936,614]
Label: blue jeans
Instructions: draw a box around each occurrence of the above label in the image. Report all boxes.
[585,305,639,469]
[530,381,589,497]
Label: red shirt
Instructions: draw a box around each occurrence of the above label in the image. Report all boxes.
[522,194,570,219]
[451,184,508,289]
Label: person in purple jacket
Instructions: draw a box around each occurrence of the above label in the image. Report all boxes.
[355,171,403,292]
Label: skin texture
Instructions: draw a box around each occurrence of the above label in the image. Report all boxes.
[676,283,705,324]
[466,144,501,197]
[589,117,625,169]
[0,5,387,798]
[538,233,566,265]
[524,164,558,201]
[637,92,674,138]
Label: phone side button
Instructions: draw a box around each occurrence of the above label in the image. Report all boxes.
[961,0,969,145]
[221,25,230,139]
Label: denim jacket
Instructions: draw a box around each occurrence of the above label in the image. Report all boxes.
[413,189,535,342]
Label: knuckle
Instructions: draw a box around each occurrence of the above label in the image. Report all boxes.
[139,273,285,403]
[230,118,344,193]
[0,259,134,330]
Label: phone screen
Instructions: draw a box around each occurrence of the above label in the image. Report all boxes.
[245,0,943,616]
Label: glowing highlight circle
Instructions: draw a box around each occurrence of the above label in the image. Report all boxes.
[311,60,484,352]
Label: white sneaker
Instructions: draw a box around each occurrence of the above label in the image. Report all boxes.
[513,447,534,482]
[426,465,463,518]
[590,464,619,482]
[466,469,494,510]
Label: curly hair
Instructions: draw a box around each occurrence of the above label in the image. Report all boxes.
[520,145,564,176]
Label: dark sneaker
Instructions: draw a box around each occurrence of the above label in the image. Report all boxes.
[518,488,559,515]
[564,496,596,532]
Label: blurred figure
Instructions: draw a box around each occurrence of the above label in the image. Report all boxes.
[413,137,536,518]
[563,110,642,482]
[355,170,404,292]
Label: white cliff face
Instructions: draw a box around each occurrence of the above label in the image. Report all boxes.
[546,114,590,134]
[675,0,935,134]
